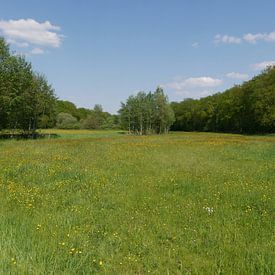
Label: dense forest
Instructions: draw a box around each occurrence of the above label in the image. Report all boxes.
[171,67,275,133]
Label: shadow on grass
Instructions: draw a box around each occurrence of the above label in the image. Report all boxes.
[0,133,60,140]
[117,131,127,135]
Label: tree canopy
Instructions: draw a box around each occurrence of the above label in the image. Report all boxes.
[171,67,275,134]
[0,37,56,133]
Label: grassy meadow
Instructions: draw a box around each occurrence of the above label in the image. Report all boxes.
[0,130,274,274]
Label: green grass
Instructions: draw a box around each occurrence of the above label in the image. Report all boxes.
[0,130,274,274]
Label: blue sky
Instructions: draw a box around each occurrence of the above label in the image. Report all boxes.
[1,0,275,113]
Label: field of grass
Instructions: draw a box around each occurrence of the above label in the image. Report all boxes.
[0,130,274,274]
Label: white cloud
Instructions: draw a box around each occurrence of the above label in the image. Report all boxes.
[192,42,199,48]
[182,77,223,87]
[214,30,275,45]
[251,61,275,71]
[226,72,249,80]
[243,31,275,43]
[6,38,29,48]
[214,34,242,44]
[163,76,223,98]
[30,47,44,55]
[0,19,62,49]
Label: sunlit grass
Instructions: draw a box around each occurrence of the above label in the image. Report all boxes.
[0,131,274,273]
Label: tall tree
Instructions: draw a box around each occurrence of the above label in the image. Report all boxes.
[0,37,56,133]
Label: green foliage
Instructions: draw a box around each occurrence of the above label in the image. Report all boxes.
[76,107,93,120]
[0,37,56,132]
[55,101,118,130]
[119,87,175,134]
[55,100,81,120]
[100,115,120,129]
[171,68,275,133]
[80,113,101,129]
[56,113,79,129]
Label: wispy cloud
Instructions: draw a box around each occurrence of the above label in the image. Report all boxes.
[191,42,199,48]
[0,18,63,54]
[214,34,242,44]
[214,30,275,45]
[6,38,29,48]
[30,47,45,55]
[243,31,275,43]
[251,61,275,71]
[226,72,249,80]
[163,76,223,98]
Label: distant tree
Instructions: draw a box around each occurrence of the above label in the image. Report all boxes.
[54,100,115,130]
[153,87,175,133]
[80,104,110,129]
[77,107,92,120]
[119,87,175,135]
[56,113,79,129]
[81,113,100,129]
[55,100,79,119]
[93,104,103,113]
[100,115,120,129]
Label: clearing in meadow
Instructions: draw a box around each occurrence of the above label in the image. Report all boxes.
[0,130,274,274]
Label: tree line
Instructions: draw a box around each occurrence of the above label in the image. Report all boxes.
[1,36,274,135]
[55,101,119,130]
[171,67,275,134]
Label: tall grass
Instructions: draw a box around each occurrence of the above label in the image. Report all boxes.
[0,130,274,274]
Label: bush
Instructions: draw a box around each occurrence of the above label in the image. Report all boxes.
[56,113,80,129]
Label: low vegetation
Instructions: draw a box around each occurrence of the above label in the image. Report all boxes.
[0,130,274,273]
[54,102,120,130]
